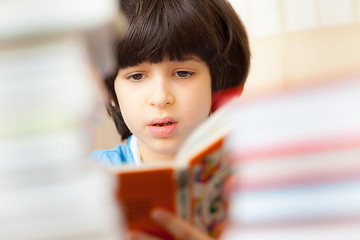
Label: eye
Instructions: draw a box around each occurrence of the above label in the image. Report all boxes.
[126,73,145,81]
[175,71,194,78]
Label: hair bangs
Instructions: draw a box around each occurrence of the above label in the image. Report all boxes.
[116,0,220,69]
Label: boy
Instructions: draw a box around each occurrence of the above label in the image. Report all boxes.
[92,0,250,239]
[93,0,250,165]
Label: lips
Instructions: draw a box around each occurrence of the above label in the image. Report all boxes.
[148,117,178,137]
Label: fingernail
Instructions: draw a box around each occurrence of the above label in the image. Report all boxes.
[151,208,169,222]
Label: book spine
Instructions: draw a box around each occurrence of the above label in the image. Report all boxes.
[175,168,191,222]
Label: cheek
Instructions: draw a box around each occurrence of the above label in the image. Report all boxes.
[196,81,212,113]
[115,88,137,122]
[182,85,212,122]
[118,96,137,120]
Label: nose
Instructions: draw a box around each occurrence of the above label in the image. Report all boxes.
[149,78,174,108]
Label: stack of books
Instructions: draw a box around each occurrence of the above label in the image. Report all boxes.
[222,75,360,240]
[0,1,126,239]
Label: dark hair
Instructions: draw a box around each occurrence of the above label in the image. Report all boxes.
[106,0,251,140]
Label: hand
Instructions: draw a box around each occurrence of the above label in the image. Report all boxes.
[126,208,216,240]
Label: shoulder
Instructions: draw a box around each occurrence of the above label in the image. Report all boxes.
[90,136,136,167]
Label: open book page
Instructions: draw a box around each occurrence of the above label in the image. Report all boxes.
[175,99,240,167]
[174,99,241,237]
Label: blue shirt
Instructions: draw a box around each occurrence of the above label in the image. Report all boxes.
[90,135,140,166]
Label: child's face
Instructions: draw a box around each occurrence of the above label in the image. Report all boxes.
[114,56,212,162]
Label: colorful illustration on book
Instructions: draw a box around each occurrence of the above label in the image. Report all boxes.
[194,157,221,183]
[190,150,231,237]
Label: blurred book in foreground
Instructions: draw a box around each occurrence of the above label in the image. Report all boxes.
[221,74,360,240]
[0,0,127,239]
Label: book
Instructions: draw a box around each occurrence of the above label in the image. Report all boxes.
[222,221,360,240]
[221,74,360,239]
[109,100,239,239]
[0,1,126,239]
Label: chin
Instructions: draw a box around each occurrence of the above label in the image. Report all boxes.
[156,146,179,156]
[154,141,181,156]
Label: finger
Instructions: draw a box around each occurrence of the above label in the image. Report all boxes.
[126,230,162,240]
[150,208,214,240]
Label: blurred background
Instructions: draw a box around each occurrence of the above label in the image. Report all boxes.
[92,0,360,150]
[0,0,127,239]
[1,1,360,239]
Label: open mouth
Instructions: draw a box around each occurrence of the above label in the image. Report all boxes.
[152,122,174,127]
[148,118,178,137]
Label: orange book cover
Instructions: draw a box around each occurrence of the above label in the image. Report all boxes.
[114,167,176,239]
